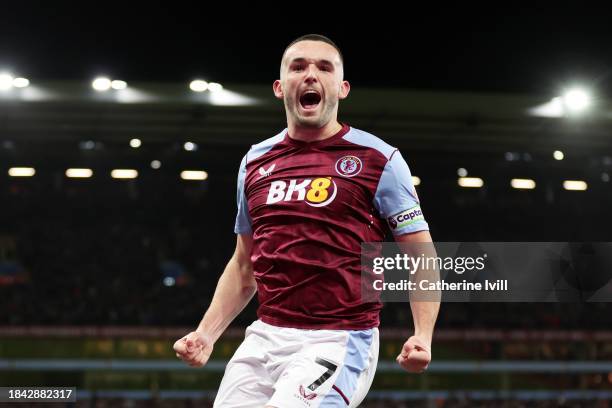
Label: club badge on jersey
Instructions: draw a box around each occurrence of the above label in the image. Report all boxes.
[335,155,363,177]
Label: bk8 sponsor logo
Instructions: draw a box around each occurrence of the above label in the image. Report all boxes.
[266,177,338,207]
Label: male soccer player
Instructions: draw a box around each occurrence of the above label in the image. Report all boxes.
[174,34,439,407]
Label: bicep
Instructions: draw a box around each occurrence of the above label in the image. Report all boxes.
[395,230,432,243]
[395,231,437,271]
[233,234,253,269]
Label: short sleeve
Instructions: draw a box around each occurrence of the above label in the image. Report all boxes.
[373,150,429,236]
[234,154,253,234]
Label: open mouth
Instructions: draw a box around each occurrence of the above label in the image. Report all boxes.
[299,90,321,110]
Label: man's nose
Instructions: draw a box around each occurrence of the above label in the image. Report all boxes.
[304,64,318,83]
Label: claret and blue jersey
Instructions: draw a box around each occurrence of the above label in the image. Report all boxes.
[234,124,428,330]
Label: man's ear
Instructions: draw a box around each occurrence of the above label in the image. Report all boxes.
[273,80,284,100]
[339,80,351,100]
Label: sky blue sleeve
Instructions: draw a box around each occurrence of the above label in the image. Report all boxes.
[373,150,429,236]
[234,154,252,234]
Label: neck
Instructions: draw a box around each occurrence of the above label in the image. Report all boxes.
[287,120,343,142]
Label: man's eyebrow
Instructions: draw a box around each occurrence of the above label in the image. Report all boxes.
[289,57,336,67]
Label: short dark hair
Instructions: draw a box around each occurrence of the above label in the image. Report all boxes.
[282,34,344,65]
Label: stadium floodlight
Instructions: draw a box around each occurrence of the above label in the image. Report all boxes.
[150,160,161,169]
[111,80,127,90]
[190,80,208,92]
[0,73,13,90]
[553,150,564,161]
[458,177,484,188]
[66,168,93,178]
[163,277,176,287]
[511,178,536,190]
[111,169,138,179]
[563,180,587,191]
[457,168,468,177]
[181,170,208,180]
[562,87,591,113]
[129,138,142,148]
[208,82,223,93]
[412,176,421,186]
[79,140,96,150]
[12,77,29,88]
[92,77,112,91]
[183,142,197,151]
[8,167,35,177]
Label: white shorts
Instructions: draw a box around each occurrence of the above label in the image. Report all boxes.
[213,320,379,408]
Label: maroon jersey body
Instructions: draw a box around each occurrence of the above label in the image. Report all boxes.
[235,124,428,329]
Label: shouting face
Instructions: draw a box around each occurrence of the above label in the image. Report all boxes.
[274,40,350,129]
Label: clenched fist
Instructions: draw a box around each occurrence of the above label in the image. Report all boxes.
[173,331,214,367]
[396,335,431,373]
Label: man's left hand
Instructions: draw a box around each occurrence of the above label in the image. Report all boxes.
[396,335,431,373]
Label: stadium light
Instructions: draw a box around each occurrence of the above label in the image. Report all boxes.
[458,177,484,188]
[111,169,138,179]
[12,77,29,88]
[183,142,197,151]
[563,180,587,191]
[111,80,127,90]
[208,82,223,93]
[190,80,208,92]
[0,74,30,89]
[79,140,96,150]
[412,176,421,186]
[529,86,594,118]
[8,167,35,177]
[0,73,13,90]
[181,170,208,180]
[92,77,112,91]
[150,160,161,169]
[505,152,518,161]
[553,150,564,161]
[129,138,142,148]
[511,178,536,190]
[66,168,93,178]
[562,87,592,113]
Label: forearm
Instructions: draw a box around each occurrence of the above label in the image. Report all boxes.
[196,256,256,342]
[409,246,440,344]
[396,230,440,345]
[410,299,439,344]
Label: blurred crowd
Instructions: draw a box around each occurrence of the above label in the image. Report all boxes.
[1,170,611,329]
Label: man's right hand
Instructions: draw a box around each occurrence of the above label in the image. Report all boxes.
[173,331,214,367]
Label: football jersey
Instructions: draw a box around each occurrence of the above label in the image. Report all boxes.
[234,124,428,329]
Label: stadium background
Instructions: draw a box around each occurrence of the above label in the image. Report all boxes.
[1,9,612,407]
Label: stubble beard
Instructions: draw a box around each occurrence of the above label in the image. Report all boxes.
[285,94,338,129]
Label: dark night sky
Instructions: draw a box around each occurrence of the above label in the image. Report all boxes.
[2,5,612,95]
